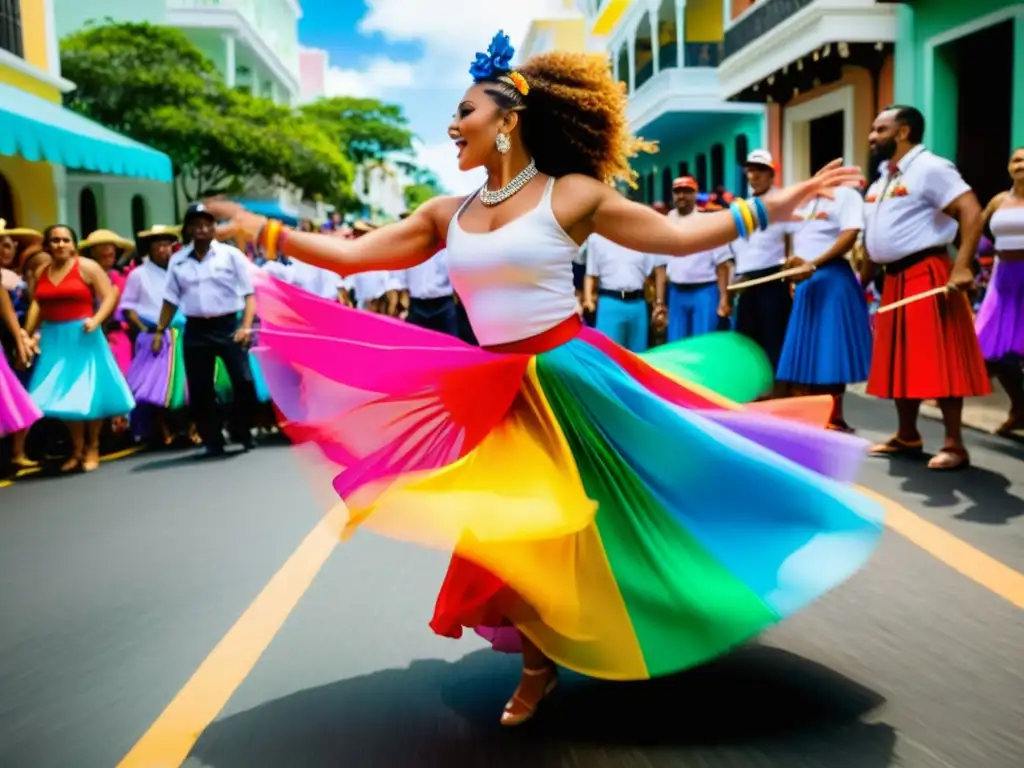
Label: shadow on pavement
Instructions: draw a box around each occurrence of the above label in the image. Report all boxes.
[886,455,1024,526]
[130,450,244,473]
[188,644,896,768]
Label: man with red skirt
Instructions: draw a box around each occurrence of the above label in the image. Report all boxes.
[863,106,989,470]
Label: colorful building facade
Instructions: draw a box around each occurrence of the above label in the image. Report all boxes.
[0,0,173,235]
[575,0,765,203]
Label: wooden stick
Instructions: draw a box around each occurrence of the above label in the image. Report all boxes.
[875,285,950,314]
[728,265,814,292]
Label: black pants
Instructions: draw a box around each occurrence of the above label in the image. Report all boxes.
[183,315,256,449]
[408,296,459,336]
[734,269,793,372]
[454,299,478,346]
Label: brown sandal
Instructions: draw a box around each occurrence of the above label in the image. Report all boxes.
[827,420,855,434]
[500,665,559,727]
[927,445,970,471]
[870,436,924,456]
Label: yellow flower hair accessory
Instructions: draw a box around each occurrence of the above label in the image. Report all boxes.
[500,71,530,96]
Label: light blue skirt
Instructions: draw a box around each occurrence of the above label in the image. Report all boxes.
[29,319,136,420]
[777,260,873,385]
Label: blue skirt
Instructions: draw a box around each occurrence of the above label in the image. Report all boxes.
[777,260,873,385]
[29,320,136,420]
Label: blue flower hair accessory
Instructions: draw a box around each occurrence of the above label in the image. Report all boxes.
[469,30,515,81]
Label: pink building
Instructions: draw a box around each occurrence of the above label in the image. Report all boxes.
[299,46,328,102]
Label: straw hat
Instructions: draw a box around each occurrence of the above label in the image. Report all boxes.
[352,220,377,234]
[79,228,135,255]
[0,219,43,244]
[136,224,181,243]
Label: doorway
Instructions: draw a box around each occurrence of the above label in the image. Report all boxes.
[809,111,845,176]
[0,172,14,226]
[950,19,1013,205]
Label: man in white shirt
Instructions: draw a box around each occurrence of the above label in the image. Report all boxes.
[862,105,989,470]
[393,249,458,336]
[583,233,662,352]
[661,176,734,342]
[340,221,400,315]
[732,150,795,392]
[154,203,257,456]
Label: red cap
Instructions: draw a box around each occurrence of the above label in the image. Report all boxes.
[672,176,697,191]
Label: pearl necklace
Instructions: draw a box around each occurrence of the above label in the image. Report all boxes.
[479,160,538,206]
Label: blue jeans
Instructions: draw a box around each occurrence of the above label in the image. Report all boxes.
[668,282,722,342]
[595,296,648,352]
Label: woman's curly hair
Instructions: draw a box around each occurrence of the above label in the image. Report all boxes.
[479,51,656,188]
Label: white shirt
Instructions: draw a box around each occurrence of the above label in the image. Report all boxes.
[731,217,793,274]
[392,250,453,300]
[658,210,734,284]
[262,259,342,300]
[584,234,656,291]
[791,187,865,261]
[164,241,253,317]
[864,145,971,264]
[120,259,173,325]
[344,271,400,307]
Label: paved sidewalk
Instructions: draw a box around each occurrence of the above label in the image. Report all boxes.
[850,380,1016,435]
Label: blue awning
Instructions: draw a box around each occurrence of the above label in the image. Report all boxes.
[233,199,300,227]
[0,82,173,182]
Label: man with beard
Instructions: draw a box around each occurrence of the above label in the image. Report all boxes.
[154,203,258,456]
[862,105,989,471]
[731,150,795,396]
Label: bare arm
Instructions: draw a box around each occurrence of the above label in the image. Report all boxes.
[78,258,118,330]
[946,191,984,272]
[583,275,599,311]
[207,196,460,277]
[716,260,732,315]
[812,229,860,268]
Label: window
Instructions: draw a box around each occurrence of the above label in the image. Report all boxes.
[79,188,98,237]
[0,0,22,58]
[678,161,690,179]
[695,154,708,191]
[661,168,673,206]
[0,172,14,226]
[131,195,148,234]
[710,144,725,191]
[734,134,749,195]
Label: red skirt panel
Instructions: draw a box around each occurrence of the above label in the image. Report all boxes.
[866,255,990,400]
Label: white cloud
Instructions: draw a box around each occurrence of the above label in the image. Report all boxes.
[412,139,486,197]
[359,0,567,84]
[323,57,416,98]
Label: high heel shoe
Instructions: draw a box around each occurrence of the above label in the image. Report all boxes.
[499,665,558,727]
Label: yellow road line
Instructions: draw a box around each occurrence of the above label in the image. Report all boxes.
[1,445,146,489]
[116,503,347,768]
[117,486,1024,767]
[858,485,1024,610]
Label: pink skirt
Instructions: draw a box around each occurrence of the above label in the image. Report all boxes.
[1,352,41,437]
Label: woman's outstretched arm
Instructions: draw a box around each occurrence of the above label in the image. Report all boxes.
[203,196,463,276]
[577,159,863,257]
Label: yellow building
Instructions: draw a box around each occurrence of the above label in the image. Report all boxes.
[0,0,173,236]
[520,0,590,58]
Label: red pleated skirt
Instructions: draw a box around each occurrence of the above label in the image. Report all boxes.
[866,254,990,400]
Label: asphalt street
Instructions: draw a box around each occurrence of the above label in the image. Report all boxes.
[0,393,1022,768]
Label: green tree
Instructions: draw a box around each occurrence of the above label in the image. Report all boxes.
[301,97,415,167]
[403,183,440,212]
[60,21,352,202]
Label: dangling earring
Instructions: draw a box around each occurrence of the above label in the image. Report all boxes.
[495,132,511,154]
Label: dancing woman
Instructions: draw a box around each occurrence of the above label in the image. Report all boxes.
[975,147,1024,435]
[24,226,135,472]
[208,34,882,726]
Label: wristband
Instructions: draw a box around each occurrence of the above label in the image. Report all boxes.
[751,196,769,230]
[729,202,749,240]
[737,199,756,237]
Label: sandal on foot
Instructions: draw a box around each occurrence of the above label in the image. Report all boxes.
[827,420,855,433]
[870,436,924,456]
[82,451,101,472]
[500,666,559,727]
[60,456,83,473]
[927,446,970,471]
[994,414,1024,437]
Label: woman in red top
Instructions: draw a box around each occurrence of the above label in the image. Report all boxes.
[24,226,135,472]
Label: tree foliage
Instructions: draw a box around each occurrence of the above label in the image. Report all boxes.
[300,97,415,167]
[60,21,352,201]
[403,183,440,212]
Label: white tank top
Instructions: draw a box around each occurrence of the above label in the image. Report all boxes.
[990,204,1024,251]
[446,177,579,346]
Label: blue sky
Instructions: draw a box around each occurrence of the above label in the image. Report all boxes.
[298,0,567,194]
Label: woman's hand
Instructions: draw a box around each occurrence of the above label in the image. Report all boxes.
[761,159,863,225]
[83,316,100,333]
[151,333,164,355]
[203,197,269,244]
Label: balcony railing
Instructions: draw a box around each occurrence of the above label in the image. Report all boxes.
[635,41,722,89]
[724,0,815,59]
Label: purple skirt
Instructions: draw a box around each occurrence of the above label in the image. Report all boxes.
[975,259,1024,363]
[0,352,41,437]
[125,329,188,409]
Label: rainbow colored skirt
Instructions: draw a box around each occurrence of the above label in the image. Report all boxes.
[253,274,883,680]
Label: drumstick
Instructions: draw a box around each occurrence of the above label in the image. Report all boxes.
[875,285,950,314]
[728,265,814,292]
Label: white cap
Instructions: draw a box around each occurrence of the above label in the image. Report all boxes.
[745,149,775,168]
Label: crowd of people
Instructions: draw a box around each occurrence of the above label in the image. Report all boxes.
[1,126,1022,478]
